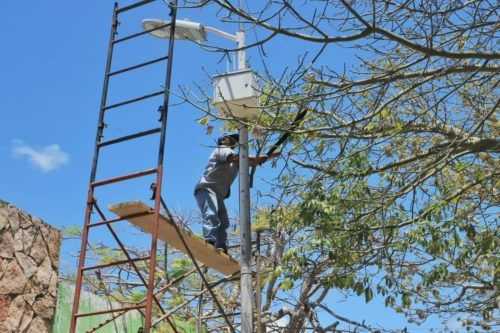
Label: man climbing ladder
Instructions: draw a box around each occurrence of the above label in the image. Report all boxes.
[194,132,278,253]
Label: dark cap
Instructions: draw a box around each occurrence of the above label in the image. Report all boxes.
[218,132,239,145]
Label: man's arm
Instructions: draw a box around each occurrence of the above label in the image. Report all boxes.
[227,152,280,166]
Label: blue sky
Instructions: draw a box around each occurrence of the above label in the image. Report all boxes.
[0,1,464,331]
[0,1,251,237]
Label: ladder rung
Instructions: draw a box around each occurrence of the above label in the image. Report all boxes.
[98,128,161,147]
[91,168,158,187]
[108,56,168,77]
[75,304,146,318]
[103,90,165,110]
[81,256,151,272]
[113,22,171,44]
[116,0,155,14]
[89,211,153,228]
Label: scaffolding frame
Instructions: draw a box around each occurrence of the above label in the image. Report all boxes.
[68,0,179,330]
[69,1,264,332]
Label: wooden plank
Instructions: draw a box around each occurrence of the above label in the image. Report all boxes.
[108,201,240,276]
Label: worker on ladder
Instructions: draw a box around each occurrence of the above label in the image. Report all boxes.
[194,132,275,253]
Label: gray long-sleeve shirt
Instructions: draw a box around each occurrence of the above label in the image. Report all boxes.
[194,146,239,199]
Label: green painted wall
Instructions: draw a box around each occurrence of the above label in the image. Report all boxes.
[52,284,207,333]
[53,284,143,333]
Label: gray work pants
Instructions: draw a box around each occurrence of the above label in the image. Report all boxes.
[194,188,229,247]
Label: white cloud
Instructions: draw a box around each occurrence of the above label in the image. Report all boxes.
[12,140,69,172]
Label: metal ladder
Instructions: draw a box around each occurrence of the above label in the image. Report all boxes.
[69,1,178,332]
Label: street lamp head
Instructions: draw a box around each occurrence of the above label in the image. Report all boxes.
[141,19,208,41]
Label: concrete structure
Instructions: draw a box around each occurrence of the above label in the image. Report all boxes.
[0,199,62,332]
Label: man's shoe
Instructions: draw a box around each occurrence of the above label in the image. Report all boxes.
[205,239,216,247]
[215,244,228,254]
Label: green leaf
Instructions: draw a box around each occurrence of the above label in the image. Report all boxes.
[198,116,209,126]
[364,287,373,303]
[355,282,364,296]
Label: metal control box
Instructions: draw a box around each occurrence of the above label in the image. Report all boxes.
[213,69,260,119]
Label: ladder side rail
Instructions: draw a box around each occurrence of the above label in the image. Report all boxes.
[91,3,119,183]
[144,1,178,331]
[70,4,119,332]
[69,192,96,333]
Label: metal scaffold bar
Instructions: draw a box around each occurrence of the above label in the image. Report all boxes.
[113,22,171,44]
[98,127,162,147]
[103,90,165,110]
[75,304,146,318]
[108,55,169,76]
[116,0,155,13]
[88,211,153,228]
[91,168,158,187]
[81,255,151,272]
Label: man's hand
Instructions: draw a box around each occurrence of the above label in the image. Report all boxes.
[250,152,280,166]
[269,152,281,158]
[254,154,269,165]
[227,154,238,163]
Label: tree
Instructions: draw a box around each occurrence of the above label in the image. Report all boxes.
[179,0,499,331]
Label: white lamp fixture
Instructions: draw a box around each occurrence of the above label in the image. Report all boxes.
[142,18,259,119]
[141,19,208,41]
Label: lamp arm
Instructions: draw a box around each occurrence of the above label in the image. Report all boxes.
[205,26,238,41]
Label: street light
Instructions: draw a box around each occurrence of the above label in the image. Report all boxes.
[142,18,254,333]
[141,18,246,69]
[141,19,208,41]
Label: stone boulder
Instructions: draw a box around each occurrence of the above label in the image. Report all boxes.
[0,260,28,294]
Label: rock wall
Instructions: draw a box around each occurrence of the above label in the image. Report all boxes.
[0,199,62,333]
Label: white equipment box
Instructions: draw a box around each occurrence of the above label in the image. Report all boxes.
[213,69,260,119]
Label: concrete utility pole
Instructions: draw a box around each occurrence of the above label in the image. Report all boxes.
[237,27,254,333]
